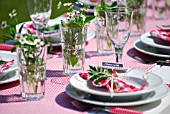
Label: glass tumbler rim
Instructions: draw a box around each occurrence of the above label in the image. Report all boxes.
[105,7,133,14]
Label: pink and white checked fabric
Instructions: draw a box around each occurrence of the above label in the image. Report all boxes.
[150,29,170,43]
[79,72,148,93]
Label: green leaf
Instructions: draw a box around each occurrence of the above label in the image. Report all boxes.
[61,20,67,27]
[0,60,5,65]
[49,44,53,52]
[70,53,78,67]
[89,65,98,72]
[2,35,13,40]
[44,24,60,31]
[84,16,95,24]
[101,0,106,9]
[11,46,17,52]
[95,76,109,84]
[68,22,81,27]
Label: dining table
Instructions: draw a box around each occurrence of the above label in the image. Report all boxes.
[0,9,170,114]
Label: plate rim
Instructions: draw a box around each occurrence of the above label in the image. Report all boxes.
[140,32,170,50]
[134,40,170,58]
[69,69,163,97]
[66,84,169,106]
[0,70,19,84]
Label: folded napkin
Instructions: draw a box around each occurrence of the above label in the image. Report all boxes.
[25,23,60,35]
[0,44,14,51]
[90,0,100,2]
[0,59,14,74]
[25,23,36,34]
[150,29,170,43]
[79,72,148,93]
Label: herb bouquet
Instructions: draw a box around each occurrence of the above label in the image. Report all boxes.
[94,0,118,56]
[126,0,147,36]
[1,9,51,100]
[58,1,95,75]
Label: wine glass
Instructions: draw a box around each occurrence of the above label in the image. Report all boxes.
[106,7,133,63]
[27,0,52,38]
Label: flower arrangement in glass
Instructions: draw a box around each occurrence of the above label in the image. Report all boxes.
[1,9,51,100]
[126,0,147,36]
[152,0,169,20]
[94,0,118,56]
[58,2,95,75]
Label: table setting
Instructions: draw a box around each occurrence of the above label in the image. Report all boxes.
[0,0,170,114]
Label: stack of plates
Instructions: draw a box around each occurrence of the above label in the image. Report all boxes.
[134,32,170,58]
[66,69,169,106]
[0,51,19,84]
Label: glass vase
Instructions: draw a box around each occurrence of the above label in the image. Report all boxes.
[127,0,147,36]
[61,26,87,75]
[94,9,114,56]
[152,0,170,20]
[17,46,47,101]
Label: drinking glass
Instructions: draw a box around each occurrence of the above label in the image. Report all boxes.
[27,0,52,38]
[106,7,133,63]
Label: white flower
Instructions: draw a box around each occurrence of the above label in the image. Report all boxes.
[35,39,44,47]
[1,21,7,29]
[80,14,86,21]
[9,9,17,18]
[67,17,71,21]
[75,1,83,6]
[25,40,36,45]
[57,1,62,9]
[63,2,72,6]
[19,36,26,44]
[15,33,24,41]
[67,12,75,18]
[80,7,88,12]
[75,10,80,14]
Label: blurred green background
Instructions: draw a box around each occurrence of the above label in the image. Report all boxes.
[0,0,76,43]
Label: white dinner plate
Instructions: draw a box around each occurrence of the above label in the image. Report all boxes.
[66,84,169,106]
[78,0,99,6]
[140,32,170,50]
[134,40,170,58]
[70,69,163,97]
[0,70,19,84]
[0,51,18,77]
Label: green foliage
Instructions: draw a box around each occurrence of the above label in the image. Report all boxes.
[89,65,112,82]
[44,24,60,31]
[0,60,5,65]
[59,1,95,67]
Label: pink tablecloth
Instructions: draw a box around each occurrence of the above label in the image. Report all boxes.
[0,16,170,114]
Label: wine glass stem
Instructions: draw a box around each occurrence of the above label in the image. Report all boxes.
[115,51,122,63]
[37,28,44,39]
